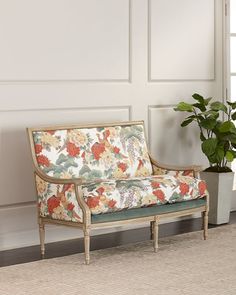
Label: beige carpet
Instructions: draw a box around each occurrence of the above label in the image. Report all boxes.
[0,225,236,295]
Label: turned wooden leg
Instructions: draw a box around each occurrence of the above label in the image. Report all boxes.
[150,221,154,240]
[83,226,90,265]
[153,217,159,253]
[201,212,204,230]
[203,211,208,240]
[39,221,45,259]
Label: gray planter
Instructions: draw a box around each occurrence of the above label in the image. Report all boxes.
[200,171,234,225]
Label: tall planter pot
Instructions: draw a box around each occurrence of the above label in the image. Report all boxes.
[200,172,234,225]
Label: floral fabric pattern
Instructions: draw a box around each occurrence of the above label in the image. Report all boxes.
[82,175,208,215]
[153,165,194,178]
[32,125,153,181]
[31,124,208,221]
[35,174,83,222]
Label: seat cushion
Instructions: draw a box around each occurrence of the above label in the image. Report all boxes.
[82,175,208,215]
[91,198,207,223]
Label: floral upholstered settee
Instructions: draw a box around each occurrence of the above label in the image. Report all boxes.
[28,121,209,264]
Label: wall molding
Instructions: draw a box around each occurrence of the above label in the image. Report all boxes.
[0,105,132,116]
[0,201,35,210]
[147,0,216,82]
[0,0,132,84]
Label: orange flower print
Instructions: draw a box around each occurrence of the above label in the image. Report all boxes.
[67,142,80,157]
[118,162,127,172]
[198,181,207,195]
[47,130,55,135]
[182,170,194,177]
[103,129,110,139]
[67,203,75,211]
[35,144,43,154]
[47,196,60,214]
[151,181,160,189]
[108,199,116,208]
[37,155,50,167]
[87,196,100,208]
[113,146,120,154]
[96,187,105,195]
[153,190,165,202]
[137,160,144,170]
[91,143,106,160]
[179,183,189,195]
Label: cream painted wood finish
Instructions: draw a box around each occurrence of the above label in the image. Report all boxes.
[0,0,226,250]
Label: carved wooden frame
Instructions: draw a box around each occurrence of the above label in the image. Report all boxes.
[27,120,209,265]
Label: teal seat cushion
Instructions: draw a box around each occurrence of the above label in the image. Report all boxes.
[91,198,206,224]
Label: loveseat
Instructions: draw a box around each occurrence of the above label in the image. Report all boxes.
[27,121,209,264]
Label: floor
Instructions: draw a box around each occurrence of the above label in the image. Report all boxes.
[0,212,236,267]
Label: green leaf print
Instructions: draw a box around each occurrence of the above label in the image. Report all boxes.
[116,180,145,190]
[56,154,68,165]
[79,165,91,176]
[90,170,102,179]
[169,192,182,203]
[64,158,78,169]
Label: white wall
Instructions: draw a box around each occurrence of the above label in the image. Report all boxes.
[0,0,226,250]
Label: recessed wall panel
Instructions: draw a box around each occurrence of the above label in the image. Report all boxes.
[149,106,207,166]
[0,107,130,206]
[0,0,129,81]
[149,0,215,80]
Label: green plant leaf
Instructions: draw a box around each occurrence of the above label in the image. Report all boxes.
[199,118,217,130]
[181,118,194,127]
[210,101,227,113]
[174,94,236,168]
[193,103,206,112]
[222,133,236,144]
[223,141,230,152]
[232,112,236,120]
[207,153,217,165]
[226,150,235,162]
[174,102,194,112]
[219,121,236,133]
[200,132,206,141]
[201,110,219,118]
[204,97,212,105]
[227,101,236,109]
[192,93,204,104]
[215,145,224,163]
[201,138,218,157]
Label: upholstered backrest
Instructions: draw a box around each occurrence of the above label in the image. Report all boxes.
[29,122,153,181]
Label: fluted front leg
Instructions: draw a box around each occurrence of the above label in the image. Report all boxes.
[150,221,154,240]
[203,211,208,240]
[83,226,91,265]
[153,217,159,253]
[39,220,45,259]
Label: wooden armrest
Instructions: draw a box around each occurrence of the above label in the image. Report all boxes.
[34,166,83,186]
[150,156,203,178]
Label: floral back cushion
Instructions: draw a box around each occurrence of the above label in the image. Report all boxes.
[32,124,153,181]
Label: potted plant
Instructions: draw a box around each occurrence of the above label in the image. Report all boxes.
[174,93,236,224]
